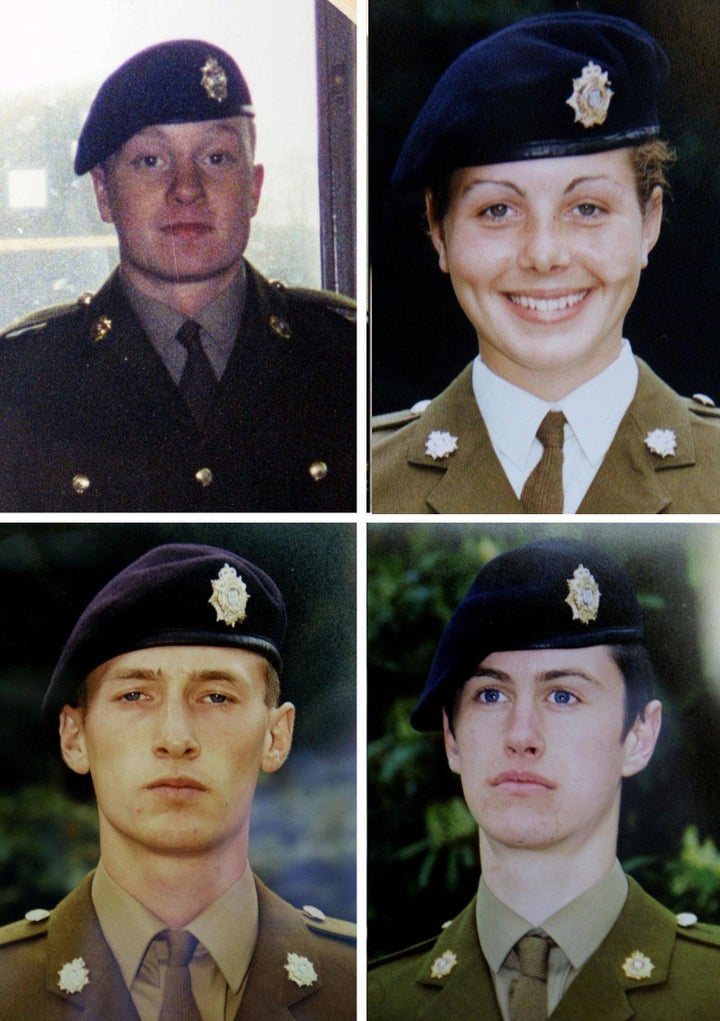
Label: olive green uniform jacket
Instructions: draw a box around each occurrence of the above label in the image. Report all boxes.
[0,263,356,512]
[371,360,720,513]
[368,878,720,1020]
[0,873,356,1021]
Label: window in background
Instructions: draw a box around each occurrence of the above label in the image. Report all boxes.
[0,0,335,327]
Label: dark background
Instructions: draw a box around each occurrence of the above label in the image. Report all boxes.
[371,0,720,414]
[368,521,720,958]
[0,522,356,925]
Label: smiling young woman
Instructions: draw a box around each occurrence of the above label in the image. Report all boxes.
[371,12,720,514]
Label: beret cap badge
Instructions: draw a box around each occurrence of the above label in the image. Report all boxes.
[566,61,614,128]
[201,55,228,102]
[209,564,250,627]
[565,564,601,624]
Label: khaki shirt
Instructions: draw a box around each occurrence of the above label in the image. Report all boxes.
[92,861,257,1020]
[477,861,627,1018]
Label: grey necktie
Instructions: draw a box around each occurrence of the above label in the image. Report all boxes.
[508,932,552,1021]
[176,320,216,426]
[521,411,566,513]
[158,929,202,1021]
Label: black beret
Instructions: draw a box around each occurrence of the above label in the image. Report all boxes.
[411,538,644,731]
[75,39,254,175]
[393,12,669,190]
[42,543,285,724]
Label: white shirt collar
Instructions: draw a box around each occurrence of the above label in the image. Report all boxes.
[472,340,638,471]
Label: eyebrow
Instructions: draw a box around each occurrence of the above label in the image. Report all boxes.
[471,666,603,687]
[100,667,245,687]
[460,174,622,201]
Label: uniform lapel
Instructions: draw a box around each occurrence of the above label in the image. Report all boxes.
[234,879,327,1021]
[579,359,697,514]
[45,873,141,1019]
[404,366,523,514]
[551,878,677,1021]
[411,900,504,1021]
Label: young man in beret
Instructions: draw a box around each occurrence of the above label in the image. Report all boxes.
[369,538,720,1019]
[0,41,355,512]
[372,12,720,513]
[0,544,355,1020]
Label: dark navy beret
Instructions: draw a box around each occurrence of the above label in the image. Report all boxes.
[75,39,254,175]
[42,543,285,723]
[393,12,669,190]
[411,538,644,731]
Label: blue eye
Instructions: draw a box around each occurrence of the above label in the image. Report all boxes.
[477,688,507,704]
[549,690,577,705]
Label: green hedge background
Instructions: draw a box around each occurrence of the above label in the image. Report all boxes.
[368,522,720,957]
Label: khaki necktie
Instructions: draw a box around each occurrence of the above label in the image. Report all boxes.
[521,411,566,514]
[508,932,552,1021]
[158,929,203,1021]
[176,320,216,426]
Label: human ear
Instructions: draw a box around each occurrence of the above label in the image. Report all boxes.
[443,707,462,775]
[425,190,450,273]
[249,164,264,218]
[621,699,662,777]
[59,706,91,776]
[90,165,114,225]
[261,701,295,774]
[640,186,663,268]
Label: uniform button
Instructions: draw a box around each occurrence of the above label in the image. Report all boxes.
[77,292,93,306]
[72,474,91,495]
[25,908,50,922]
[302,905,327,921]
[195,467,213,487]
[269,314,292,340]
[693,392,716,407]
[308,461,328,482]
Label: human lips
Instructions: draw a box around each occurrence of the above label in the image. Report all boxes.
[146,775,208,795]
[490,770,556,791]
[161,221,213,239]
[508,290,588,313]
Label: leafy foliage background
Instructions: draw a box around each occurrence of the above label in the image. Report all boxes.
[368,522,720,957]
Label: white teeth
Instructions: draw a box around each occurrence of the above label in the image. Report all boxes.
[510,291,587,312]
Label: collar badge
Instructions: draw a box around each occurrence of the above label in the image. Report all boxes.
[201,56,228,102]
[209,564,249,627]
[285,952,318,987]
[622,950,655,980]
[425,430,458,460]
[430,949,458,979]
[644,428,677,458]
[58,957,90,994]
[565,564,600,624]
[567,61,613,128]
[90,316,112,342]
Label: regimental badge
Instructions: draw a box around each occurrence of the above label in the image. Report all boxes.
[622,950,655,980]
[430,949,458,979]
[200,56,228,102]
[57,957,90,994]
[566,61,613,128]
[209,564,249,627]
[565,564,601,624]
[90,316,112,342]
[644,428,677,458]
[284,952,318,988]
[425,430,458,460]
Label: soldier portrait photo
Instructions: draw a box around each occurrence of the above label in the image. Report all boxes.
[371,8,720,513]
[368,524,720,1019]
[0,524,356,1020]
[0,25,356,512]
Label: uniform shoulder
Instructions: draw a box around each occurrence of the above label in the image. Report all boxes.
[271,280,356,323]
[0,293,93,341]
[369,934,439,971]
[300,904,356,945]
[685,392,720,421]
[674,914,720,949]
[372,400,431,436]
[0,911,50,949]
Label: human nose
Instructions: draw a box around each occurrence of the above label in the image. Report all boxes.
[153,697,200,758]
[504,697,545,757]
[167,157,205,205]
[517,212,571,274]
